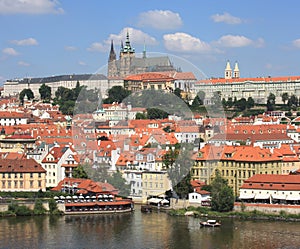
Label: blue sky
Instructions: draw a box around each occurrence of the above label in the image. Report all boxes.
[1,0,300,84]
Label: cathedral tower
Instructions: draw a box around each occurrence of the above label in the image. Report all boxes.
[119,31,135,77]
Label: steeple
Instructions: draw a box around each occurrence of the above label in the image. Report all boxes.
[233,61,240,78]
[122,31,135,53]
[108,40,116,62]
[225,60,232,79]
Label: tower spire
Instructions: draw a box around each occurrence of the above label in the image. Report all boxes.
[108,40,116,62]
[123,30,135,53]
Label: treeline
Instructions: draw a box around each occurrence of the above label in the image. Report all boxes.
[0,199,62,217]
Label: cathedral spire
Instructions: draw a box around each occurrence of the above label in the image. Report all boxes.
[108,40,116,62]
[123,30,135,53]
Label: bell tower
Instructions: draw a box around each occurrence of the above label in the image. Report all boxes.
[224,60,232,79]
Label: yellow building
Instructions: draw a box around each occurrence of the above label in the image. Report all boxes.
[142,171,172,203]
[191,145,282,196]
[0,158,46,192]
[124,72,175,93]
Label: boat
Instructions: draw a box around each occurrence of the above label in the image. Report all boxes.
[141,205,152,213]
[200,219,221,227]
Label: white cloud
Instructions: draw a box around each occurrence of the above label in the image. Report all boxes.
[211,12,242,25]
[163,33,211,53]
[137,10,182,30]
[0,0,64,15]
[292,39,300,48]
[214,35,254,47]
[64,46,78,51]
[87,42,106,52]
[88,27,157,52]
[18,61,30,66]
[2,47,19,56]
[78,61,86,66]
[11,38,38,46]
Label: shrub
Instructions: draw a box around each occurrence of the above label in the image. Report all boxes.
[33,199,47,215]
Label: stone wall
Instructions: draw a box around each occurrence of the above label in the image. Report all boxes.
[234,202,300,215]
[0,200,50,212]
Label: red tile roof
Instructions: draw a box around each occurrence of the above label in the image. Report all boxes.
[0,158,46,173]
[240,174,300,191]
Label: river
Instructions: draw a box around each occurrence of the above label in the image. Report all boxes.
[0,206,300,249]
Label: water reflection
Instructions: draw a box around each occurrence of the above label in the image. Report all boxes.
[0,211,300,249]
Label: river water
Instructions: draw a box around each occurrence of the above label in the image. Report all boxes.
[0,206,300,249]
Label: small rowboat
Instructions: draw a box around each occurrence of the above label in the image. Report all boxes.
[200,219,221,227]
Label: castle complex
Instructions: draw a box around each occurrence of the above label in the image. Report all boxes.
[107,31,176,78]
[3,32,300,105]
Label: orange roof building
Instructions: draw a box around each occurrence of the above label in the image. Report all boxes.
[195,62,300,104]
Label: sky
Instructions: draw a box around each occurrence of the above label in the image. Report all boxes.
[1,0,300,85]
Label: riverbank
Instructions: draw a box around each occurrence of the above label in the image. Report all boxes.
[168,205,300,222]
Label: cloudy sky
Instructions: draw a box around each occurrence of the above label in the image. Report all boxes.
[1,0,300,83]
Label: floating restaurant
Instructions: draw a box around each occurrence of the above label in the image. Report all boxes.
[52,178,134,214]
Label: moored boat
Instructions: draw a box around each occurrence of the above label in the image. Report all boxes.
[200,219,221,227]
[141,205,152,213]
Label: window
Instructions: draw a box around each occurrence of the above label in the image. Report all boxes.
[30,181,33,188]
[30,173,33,178]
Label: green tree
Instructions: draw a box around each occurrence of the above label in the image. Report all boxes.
[39,83,52,101]
[19,88,34,104]
[104,86,131,104]
[266,93,276,111]
[191,95,203,110]
[174,88,182,98]
[73,81,83,100]
[235,98,247,112]
[147,108,169,119]
[59,100,75,115]
[288,94,298,110]
[210,170,234,212]
[72,165,89,179]
[135,112,147,119]
[163,143,194,198]
[173,173,193,199]
[33,199,47,215]
[48,198,61,214]
[246,97,255,109]
[107,171,130,197]
[227,97,234,108]
[281,92,289,105]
